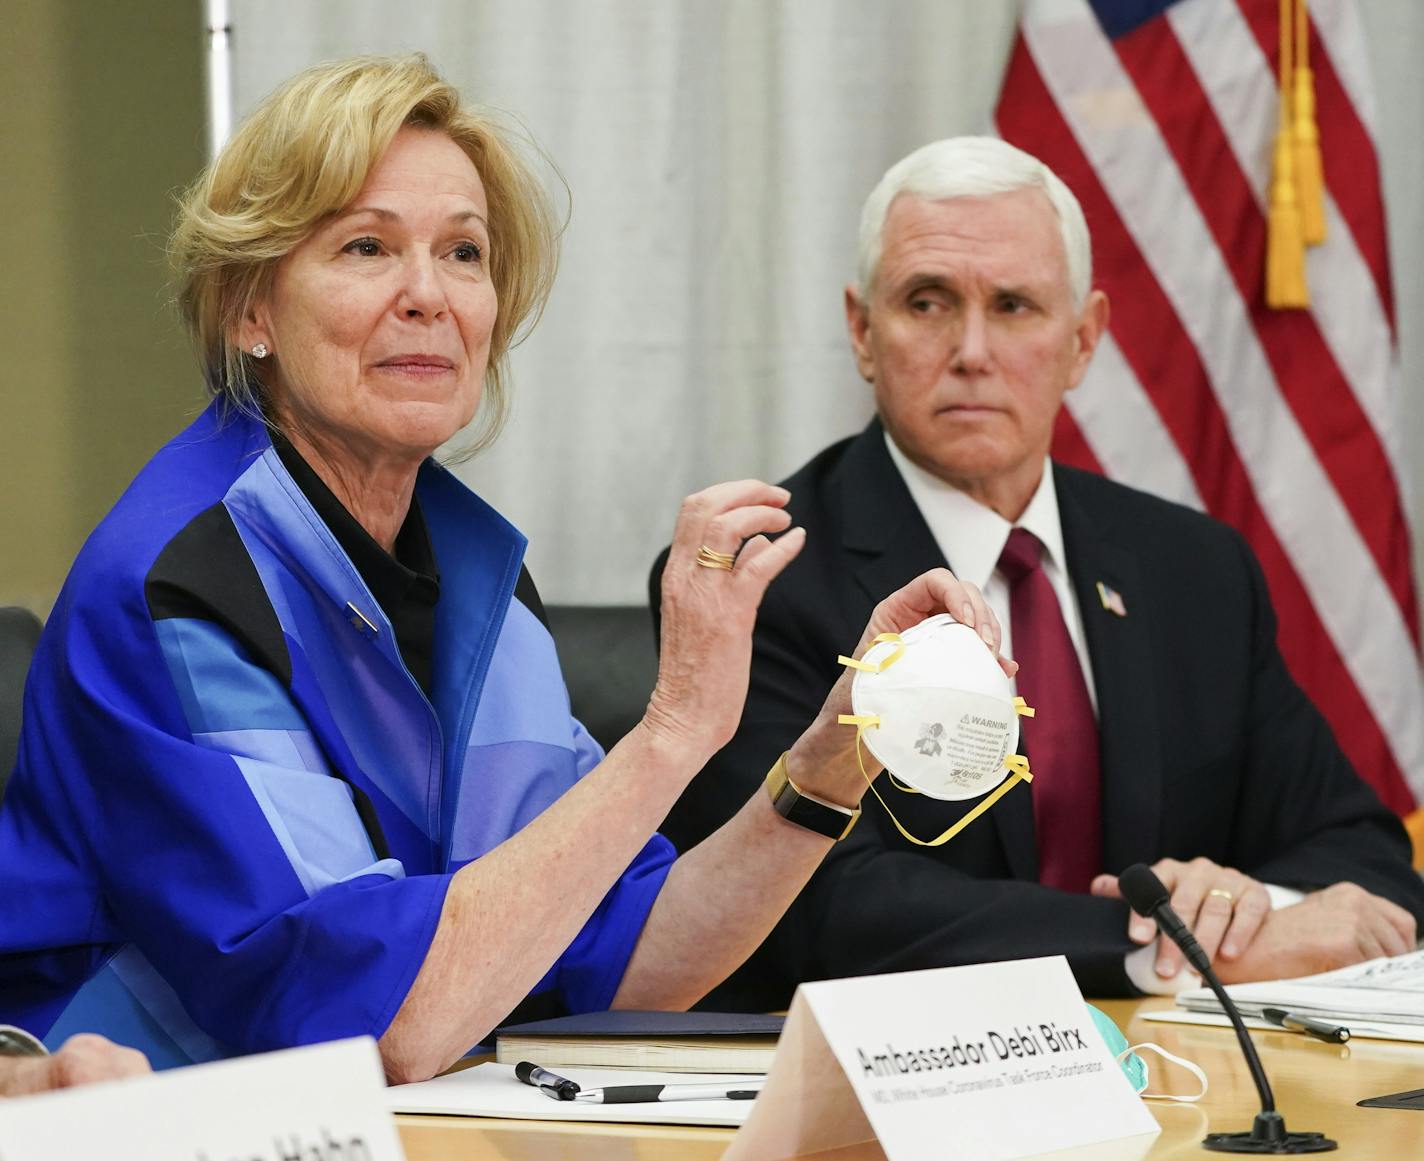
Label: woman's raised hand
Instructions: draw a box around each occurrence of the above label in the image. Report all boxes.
[643,481,807,761]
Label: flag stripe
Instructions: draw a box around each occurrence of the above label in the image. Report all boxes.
[1050,405,1106,477]
[1059,332,1205,511]
[1110,12,1418,636]
[1017,6,1422,808]
[1019,2,1421,770]
[1236,2,1396,329]
[997,26,1416,812]
[1166,0,1409,513]
[1308,0,1380,137]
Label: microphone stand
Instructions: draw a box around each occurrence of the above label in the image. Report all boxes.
[1194,963,1333,1154]
[1119,864,1336,1154]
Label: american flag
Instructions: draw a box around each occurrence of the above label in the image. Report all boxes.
[994,0,1423,815]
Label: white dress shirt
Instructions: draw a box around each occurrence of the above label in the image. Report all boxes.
[883,433,1297,994]
[884,434,1097,713]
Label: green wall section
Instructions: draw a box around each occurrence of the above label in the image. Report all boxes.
[1,0,206,614]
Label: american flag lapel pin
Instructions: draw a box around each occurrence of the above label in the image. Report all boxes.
[1096,581,1127,617]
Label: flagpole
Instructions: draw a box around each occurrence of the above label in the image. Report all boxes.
[205,0,233,160]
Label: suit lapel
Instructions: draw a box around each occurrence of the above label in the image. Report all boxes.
[840,420,946,604]
[841,423,1038,880]
[1056,466,1164,873]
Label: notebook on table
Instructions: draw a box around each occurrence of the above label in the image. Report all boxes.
[494,1009,784,1074]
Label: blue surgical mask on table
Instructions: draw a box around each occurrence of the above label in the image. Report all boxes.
[1088,1004,1207,1102]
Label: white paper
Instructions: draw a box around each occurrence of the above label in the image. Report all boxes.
[0,1037,404,1161]
[386,1061,760,1127]
[1177,949,1424,1025]
[1144,1006,1424,1043]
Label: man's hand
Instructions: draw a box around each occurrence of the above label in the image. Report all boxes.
[0,1034,150,1098]
[1092,856,1272,979]
[1215,883,1417,984]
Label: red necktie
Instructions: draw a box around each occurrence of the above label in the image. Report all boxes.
[996,528,1102,892]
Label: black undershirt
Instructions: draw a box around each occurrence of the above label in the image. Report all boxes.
[272,434,441,701]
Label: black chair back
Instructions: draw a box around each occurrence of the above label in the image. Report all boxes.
[0,607,42,804]
[545,606,657,755]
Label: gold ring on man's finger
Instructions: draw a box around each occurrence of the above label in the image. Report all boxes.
[696,545,736,570]
[1207,888,1235,906]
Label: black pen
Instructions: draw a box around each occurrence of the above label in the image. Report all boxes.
[563,1080,764,1104]
[514,1060,581,1100]
[1261,1007,1351,1044]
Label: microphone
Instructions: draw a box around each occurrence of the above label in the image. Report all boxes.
[1118,864,1335,1154]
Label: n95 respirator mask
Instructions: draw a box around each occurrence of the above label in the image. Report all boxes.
[838,613,1034,846]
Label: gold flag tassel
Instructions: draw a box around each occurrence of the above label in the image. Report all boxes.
[1292,0,1327,245]
[1267,0,1310,309]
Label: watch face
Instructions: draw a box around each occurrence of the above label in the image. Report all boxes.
[766,758,856,840]
[781,786,855,839]
[0,1027,47,1057]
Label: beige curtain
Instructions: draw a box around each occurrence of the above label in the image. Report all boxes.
[229,0,1424,604]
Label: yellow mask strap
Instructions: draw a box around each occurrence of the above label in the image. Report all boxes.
[838,632,906,674]
[834,713,1033,847]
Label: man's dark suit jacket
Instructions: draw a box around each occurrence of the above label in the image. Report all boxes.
[653,420,1424,1005]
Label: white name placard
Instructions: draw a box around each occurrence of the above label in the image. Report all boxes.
[0,1037,405,1161]
[727,956,1160,1161]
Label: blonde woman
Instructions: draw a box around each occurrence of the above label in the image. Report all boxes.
[0,55,1006,1083]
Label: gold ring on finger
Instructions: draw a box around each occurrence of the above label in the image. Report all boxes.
[1207,888,1235,906]
[696,545,736,570]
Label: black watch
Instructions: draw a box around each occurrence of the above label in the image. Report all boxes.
[765,753,859,841]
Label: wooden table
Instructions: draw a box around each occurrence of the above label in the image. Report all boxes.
[396,998,1424,1159]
